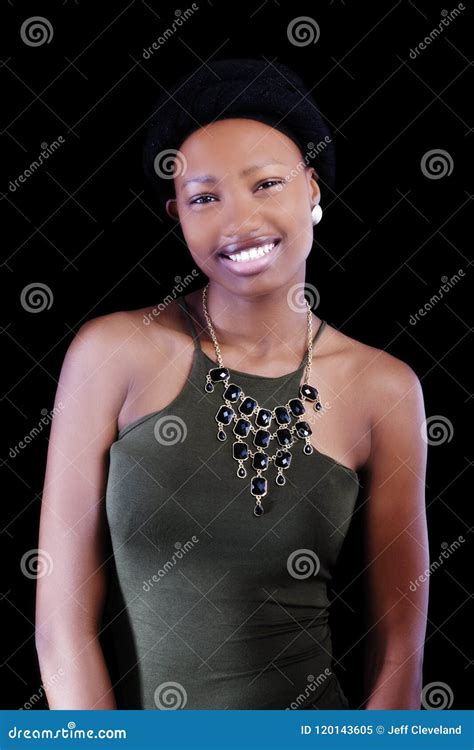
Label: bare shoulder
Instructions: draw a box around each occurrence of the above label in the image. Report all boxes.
[66,310,140,378]
[72,300,187,382]
[75,301,180,355]
[73,308,140,347]
[322,320,424,424]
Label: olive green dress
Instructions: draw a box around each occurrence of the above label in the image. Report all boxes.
[101,295,359,709]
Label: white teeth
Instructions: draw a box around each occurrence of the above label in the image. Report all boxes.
[225,241,277,263]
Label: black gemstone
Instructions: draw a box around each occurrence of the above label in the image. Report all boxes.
[289,398,305,417]
[205,382,214,392]
[274,450,291,469]
[217,430,227,441]
[274,406,291,424]
[295,421,312,438]
[251,476,267,497]
[224,383,242,402]
[234,418,251,437]
[304,443,314,455]
[252,452,269,470]
[314,402,322,411]
[254,503,264,516]
[300,383,319,401]
[276,474,286,485]
[210,367,230,383]
[255,408,272,428]
[233,441,248,460]
[254,429,271,448]
[276,428,292,447]
[216,405,234,425]
[239,397,257,416]
[237,466,247,478]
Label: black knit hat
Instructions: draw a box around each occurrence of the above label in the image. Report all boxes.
[142,57,336,213]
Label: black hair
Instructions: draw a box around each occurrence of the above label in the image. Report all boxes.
[142,57,336,217]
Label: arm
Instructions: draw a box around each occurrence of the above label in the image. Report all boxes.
[35,315,130,709]
[361,357,429,709]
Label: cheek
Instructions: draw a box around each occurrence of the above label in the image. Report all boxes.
[276,182,310,220]
[178,224,214,268]
[179,209,223,256]
[282,201,313,242]
[282,194,314,253]
[177,213,204,247]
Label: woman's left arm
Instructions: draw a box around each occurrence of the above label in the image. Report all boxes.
[361,356,429,710]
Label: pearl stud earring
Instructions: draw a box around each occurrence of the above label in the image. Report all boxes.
[311,204,323,225]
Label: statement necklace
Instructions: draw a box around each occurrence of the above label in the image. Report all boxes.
[202,285,323,517]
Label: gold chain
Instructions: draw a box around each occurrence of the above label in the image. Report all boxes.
[202,283,313,381]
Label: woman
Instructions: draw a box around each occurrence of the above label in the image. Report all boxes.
[35,59,429,710]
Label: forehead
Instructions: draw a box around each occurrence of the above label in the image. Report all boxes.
[175,118,302,185]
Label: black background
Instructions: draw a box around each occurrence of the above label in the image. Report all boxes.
[1,0,471,710]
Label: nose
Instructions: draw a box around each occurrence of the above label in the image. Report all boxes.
[222,190,264,239]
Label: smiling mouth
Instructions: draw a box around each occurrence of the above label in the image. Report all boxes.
[219,240,281,263]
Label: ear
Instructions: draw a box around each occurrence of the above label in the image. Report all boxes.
[307,167,321,206]
[165,198,179,220]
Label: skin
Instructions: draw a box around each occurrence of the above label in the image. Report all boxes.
[165,118,320,359]
[36,118,429,709]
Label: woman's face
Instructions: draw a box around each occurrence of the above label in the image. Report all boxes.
[166,118,320,292]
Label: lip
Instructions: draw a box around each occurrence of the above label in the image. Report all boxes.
[217,236,281,257]
[219,239,282,276]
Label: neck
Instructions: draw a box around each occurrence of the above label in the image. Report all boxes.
[197,275,315,362]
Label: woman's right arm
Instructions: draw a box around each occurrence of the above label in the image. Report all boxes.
[35,314,131,709]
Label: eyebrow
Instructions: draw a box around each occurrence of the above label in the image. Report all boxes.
[181,159,289,189]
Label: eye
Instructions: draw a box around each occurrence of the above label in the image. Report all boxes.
[189,179,285,205]
[189,194,215,205]
[257,179,285,191]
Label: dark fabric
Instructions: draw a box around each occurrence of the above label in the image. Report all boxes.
[102,296,359,709]
[142,57,336,211]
